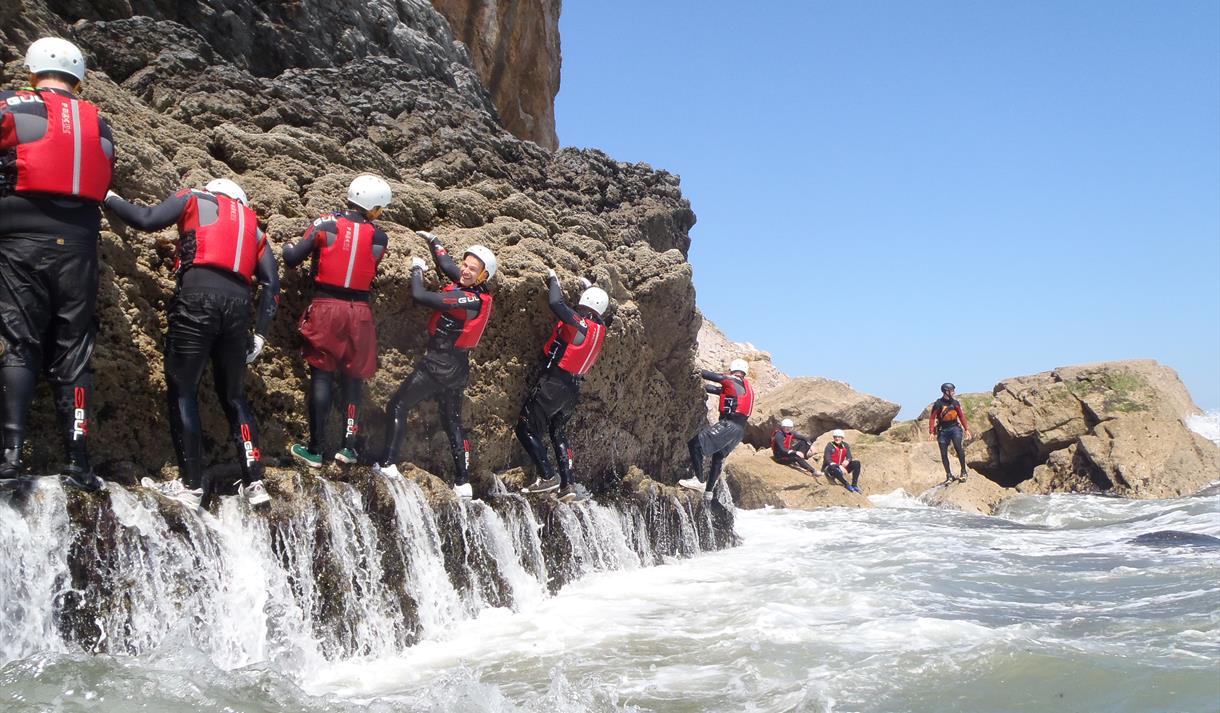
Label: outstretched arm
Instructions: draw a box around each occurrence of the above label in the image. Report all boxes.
[419,231,462,282]
[104,190,190,232]
[283,218,330,267]
[252,236,280,336]
[547,273,583,327]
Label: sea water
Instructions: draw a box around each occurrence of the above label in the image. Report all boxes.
[1,415,1217,713]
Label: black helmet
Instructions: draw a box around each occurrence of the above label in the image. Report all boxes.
[941,382,955,393]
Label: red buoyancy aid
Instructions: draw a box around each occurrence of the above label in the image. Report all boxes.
[543,318,606,376]
[427,284,493,350]
[773,429,795,454]
[14,91,111,201]
[828,443,850,465]
[718,376,754,418]
[315,215,377,291]
[177,192,262,281]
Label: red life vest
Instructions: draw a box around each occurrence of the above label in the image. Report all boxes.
[315,215,377,291]
[543,317,606,376]
[828,443,850,465]
[13,90,112,201]
[427,285,493,350]
[718,376,754,418]
[177,192,262,281]
[773,429,795,454]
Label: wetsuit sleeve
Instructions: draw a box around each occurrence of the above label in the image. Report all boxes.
[794,432,812,442]
[410,269,451,310]
[104,190,190,232]
[427,235,463,282]
[372,226,389,264]
[547,276,583,327]
[823,443,835,465]
[700,370,728,382]
[771,431,784,452]
[929,403,941,434]
[704,383,722,395]
[956,400,969,431]
[282,219,328,267]
[253,240,280,336]
[845,444,854,462]
[98,116,116,167]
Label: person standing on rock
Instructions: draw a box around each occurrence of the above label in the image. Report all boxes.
[680,359,754,500]
[0,38,116,492]
[282,175,391,469]
[373,231,495,500]
[929,382,970,482]
[518,269,609,502]
[770,418,820,477]
[104,179,279,508]
[823,429,862,492]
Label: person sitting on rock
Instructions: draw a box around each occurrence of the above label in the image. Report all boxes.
[518,269,609,502]
[771,418,820,477]
[373,231,495,500]
[282,175,391,469]
[105,179,279,508]
[680,359,754,500]
[929,382,970,482]
[0,38,117,492]
[823,429,862,492]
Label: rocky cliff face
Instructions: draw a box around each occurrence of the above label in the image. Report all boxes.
[430,0,562,150]
[2,1,701,486]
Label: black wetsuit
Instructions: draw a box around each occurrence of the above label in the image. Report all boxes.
[930,396,968,477]
[515,275,607,488]
[771,428,818,476]
[377,237,490,485]
[282,208,388,457]
[822,441,861,488]
[688,370,752,493]
[0,86,116,477]
[106,190,279,497]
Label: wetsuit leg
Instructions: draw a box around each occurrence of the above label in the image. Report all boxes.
[210,296,262,488]
[516,392,557,480]
[937,429,954,476]
[380,368,442,465]
[51,373,92,469]
[437,387,470,485]
[705,420,746,493]
[687,433,705,482]
[847,461,862,487]
[950,430,967,473]
[825,463,851,488]
[0,365,35,475]
[792,455,818,475]
[338,374,363,452]
[308,367,336,455]
[549,406,575,488]
[164,294,216,490]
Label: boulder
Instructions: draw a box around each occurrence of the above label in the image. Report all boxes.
[917,475,1011,516]
[808,429,947,497]
[745,377,900,446]
[722,447,871,510]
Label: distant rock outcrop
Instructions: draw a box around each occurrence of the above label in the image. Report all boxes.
[745,377,901,446]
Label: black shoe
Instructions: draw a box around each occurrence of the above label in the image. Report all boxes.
[62,465,105,493]
[558,484,590,503]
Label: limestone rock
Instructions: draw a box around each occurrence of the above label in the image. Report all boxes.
[809,429,947,497]
[745,377,900,446]
[723,447,871,510]
[917,475,1011,516]
[430,0,562,151]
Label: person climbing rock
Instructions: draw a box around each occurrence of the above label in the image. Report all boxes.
[0,38,116,492]
[105,179,279,508]
[373,231,495,500]
[518,269,609,503]
[822,429,863,492]
[928,382,970,482]
[771,418,820,477]
[282,175,391,469]
[679,359,754,500]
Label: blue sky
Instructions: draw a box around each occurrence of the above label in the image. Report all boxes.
[555,1,1220,418]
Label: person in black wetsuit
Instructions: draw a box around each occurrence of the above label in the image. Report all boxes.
[0,38,116,492]
[822,429,862,492]
[928,382,970,482]
[104,179,279,508]
[282,175,391,469]
[373,231,495,499]
[518,269,609,502]
[771,418,820,477]
[679,359,754,500]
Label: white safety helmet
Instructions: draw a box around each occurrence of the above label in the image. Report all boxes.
[729,359,749,376]
[577,286,609,316]
[781,418,794,429]
[25,37,86,82]
[205,178,249,206]
[832,429,846,438]
[464,245,497,282]
[347,174,392,212]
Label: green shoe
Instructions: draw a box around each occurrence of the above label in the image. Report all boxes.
[291,443,323,469]
[334,447,358,465]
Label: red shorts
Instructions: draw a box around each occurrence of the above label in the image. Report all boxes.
[299,297,378,378]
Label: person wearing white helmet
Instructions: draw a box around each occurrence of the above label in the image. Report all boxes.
[518,269,611,502]
[282,175,392,469]
[822,429,862,492]
[928,382,970,482]
[373,231,496,499]
[770,418,819,477]
[105,179,280,508]
[679,358,755,500]
[0,37,117,491]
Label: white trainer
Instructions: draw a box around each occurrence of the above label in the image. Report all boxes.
[243,481,272,506]
[453,482,473,499]
[373,463,402,479]
[678,477,706,492]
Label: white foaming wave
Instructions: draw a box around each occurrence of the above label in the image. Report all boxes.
[867,488,929,509]
[1186,409,1220,444]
